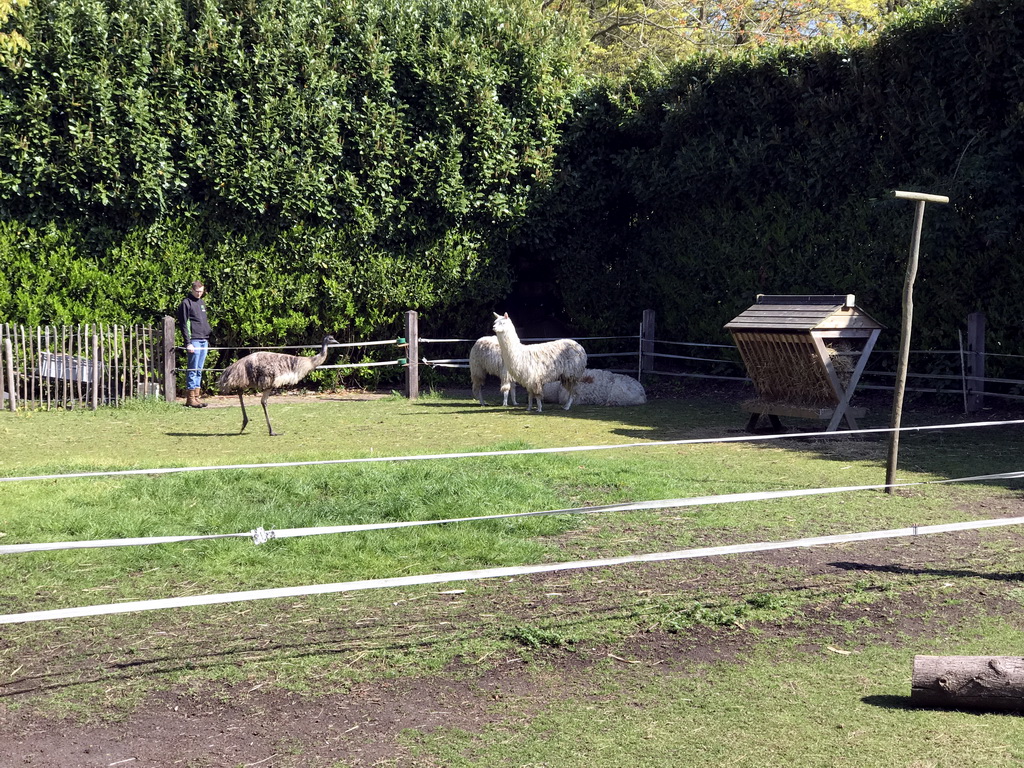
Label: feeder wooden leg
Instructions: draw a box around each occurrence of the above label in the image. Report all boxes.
[746,413,785,433]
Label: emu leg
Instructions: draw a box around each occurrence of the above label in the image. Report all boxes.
[261,390,280,436]
[238,394,249,434]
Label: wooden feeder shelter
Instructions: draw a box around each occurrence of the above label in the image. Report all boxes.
[725,294,882,431]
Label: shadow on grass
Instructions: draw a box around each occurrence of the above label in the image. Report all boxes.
[426,384,1024,496]
[862,694,916,710]
[830,560,1024,582]
[0,596,662,699]
[863,695,1024,716]
[165,431,248,437]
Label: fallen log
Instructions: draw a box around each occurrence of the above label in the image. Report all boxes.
[911,655,1024,711]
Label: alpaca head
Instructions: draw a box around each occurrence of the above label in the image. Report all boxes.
[492,312,512,336]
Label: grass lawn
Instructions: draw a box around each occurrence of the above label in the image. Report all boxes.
[1,383,1022,767]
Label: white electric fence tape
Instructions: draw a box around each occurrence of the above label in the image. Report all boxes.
[1,418,1022,485]
[2,469,1022,556]
[1,418,1021,625]
[3,514,1024,625]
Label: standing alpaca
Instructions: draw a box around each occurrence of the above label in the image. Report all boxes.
[217,335,338,436]
[469,335,518,406]
[491,312,586,412]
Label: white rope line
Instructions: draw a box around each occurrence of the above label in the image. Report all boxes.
[178,339,401,352]
[0,532,252,554]
[4,514,1023,625]
[2,418,1021,485]
[2,469,1021,556]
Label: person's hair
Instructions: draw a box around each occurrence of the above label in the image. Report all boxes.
[191,280,205,291]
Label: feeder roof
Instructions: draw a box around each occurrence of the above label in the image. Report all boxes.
[724,294,883,332]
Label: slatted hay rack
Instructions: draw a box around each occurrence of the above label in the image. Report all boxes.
[725,294,882,431]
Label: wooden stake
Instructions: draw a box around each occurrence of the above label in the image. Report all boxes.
[885,190,949,493]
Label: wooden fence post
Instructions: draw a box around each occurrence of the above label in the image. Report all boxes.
[91,333,100,411]
[162,315,176,403]
[0,332,5,411]
[966,311,985,413]
[641,309,656,376]
[405,310,419,400]
[4,338,16,412]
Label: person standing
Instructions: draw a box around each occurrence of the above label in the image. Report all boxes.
[177,280,212,408]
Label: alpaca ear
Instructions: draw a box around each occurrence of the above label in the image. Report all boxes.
[503,312,509,319]
[493,312,501,319]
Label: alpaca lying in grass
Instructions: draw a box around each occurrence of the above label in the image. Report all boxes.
[491,312,586,412]
[542,368,646,406]
[470,335,517,406]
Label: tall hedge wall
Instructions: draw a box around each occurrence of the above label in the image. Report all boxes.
[0,0,580,346]
[524,0,1024,357]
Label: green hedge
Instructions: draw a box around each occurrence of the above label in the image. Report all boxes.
[523,0,1024,357]
[0,0,581,352]
[2,0,1021,370]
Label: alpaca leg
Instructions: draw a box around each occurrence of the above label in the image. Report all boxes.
[238,394,249,434]
[502,376,517,406]
[260,390,280,436]
[563,384,576,411]
[533,388,543,413]
[472,377,485,406]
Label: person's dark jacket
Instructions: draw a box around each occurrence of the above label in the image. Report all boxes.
[177,293,211,345]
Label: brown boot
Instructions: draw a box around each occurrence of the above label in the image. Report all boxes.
[193,388,209,407]
[184,389,201,408]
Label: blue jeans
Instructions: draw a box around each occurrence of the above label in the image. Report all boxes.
[185,339,209,390]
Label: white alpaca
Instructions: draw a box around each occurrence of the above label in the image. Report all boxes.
[542,368,646,406]
[470,335,518,406]
[491,312,587,412]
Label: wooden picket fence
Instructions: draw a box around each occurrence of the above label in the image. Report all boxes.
[0,323,163,411]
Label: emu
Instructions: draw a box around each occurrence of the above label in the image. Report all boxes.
[217,334,339,436]
[491,312,586,412]
[469,335,517,406]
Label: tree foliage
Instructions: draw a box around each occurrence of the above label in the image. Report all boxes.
[552,0,923,76]
[0,0,29,62]
[521,0,1024,358]
[0,0,583,348]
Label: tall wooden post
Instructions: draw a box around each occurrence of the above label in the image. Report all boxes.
[966,312,985,413]
[885,190,949,493]
[162,315,176,403]
[405,310,419,400]
[641,309,656,377]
